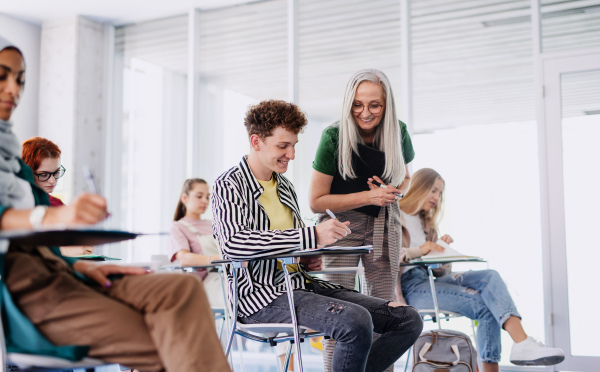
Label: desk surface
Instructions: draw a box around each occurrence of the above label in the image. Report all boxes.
[400,257,485,265]
[212,246,372,264]
[0,228,146,247]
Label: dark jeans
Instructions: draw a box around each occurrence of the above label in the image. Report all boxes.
[240,283,423,372]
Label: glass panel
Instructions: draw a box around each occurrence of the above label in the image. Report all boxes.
[412,121,544,366]
[113,18,188,262]
[561,69,600,357]
[411,0,534,132]
[296,0,402,217]
[298,0,402,124]
[197,0,287,182]
[541,0,600,54]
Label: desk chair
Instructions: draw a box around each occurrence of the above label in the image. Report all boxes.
[220,257,365,372]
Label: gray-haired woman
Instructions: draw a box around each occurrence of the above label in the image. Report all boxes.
[309,69,415,371]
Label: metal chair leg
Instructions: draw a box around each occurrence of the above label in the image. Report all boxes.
[282,342,293,372]
[282,258,303,371]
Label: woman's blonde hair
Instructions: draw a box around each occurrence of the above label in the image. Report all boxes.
[398,168,445,232]
[338,69,405,186]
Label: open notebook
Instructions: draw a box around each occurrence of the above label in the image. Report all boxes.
[409,240,480,263]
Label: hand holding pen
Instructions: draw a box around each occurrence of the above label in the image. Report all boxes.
[367,176,403,207]
[315,209,351,246]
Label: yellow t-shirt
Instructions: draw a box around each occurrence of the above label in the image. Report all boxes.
[258,176,294,231]
[257,176,302,274]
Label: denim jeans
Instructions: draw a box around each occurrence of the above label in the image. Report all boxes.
[401,267,521,363]
[240,282,423,372]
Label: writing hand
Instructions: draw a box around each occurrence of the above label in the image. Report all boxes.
[45,193,107,226]
[315,219,351,246]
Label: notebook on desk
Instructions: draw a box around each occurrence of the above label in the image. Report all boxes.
[410,240,480,263]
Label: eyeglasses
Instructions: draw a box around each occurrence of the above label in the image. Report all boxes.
[351,102,384,115]
[35,165,66,182]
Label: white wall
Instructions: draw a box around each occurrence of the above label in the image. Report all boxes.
[0,14,41,141]
[38,16,108,203]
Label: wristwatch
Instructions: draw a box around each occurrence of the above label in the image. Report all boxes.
[29,205,48,230]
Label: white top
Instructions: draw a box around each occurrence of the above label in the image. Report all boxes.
[402,211,427,247]
[401,211,427,272]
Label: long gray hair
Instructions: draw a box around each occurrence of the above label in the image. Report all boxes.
[338,69,405,186]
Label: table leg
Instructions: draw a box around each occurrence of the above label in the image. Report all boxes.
[427,265,442,330]
[282,258,303,372]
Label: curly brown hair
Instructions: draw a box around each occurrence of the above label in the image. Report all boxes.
[244,100,307,139]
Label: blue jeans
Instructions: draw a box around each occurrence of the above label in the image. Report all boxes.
[240,282,423,372]
[401,267,521,363]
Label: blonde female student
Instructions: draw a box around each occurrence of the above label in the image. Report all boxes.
[397,168,564,371]
[168,178,224,307]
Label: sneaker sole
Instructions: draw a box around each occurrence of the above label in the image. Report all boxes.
[511,355,565,366]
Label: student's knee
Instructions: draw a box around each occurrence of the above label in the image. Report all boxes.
[388,305,423,339]
[150,273,205,307]
[335,305,373,345]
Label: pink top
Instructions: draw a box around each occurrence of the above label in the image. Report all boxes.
[168,217,216,280]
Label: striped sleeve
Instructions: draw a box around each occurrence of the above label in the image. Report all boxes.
[212,176,318,260]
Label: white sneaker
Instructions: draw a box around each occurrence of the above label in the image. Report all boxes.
[510,336,565,366]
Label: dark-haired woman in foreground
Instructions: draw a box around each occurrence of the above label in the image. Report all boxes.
[0,37,229,372]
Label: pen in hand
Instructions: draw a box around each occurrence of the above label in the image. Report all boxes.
[370,178,403,198]
[83,166,98,194]
[326,209,337,220]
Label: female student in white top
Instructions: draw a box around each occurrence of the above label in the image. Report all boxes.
[396,168,564,371]
[169,178,223,307]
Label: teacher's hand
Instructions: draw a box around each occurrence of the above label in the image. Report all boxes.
[315,218,351,246]
[366,176,401,206]
[73,260,150,288]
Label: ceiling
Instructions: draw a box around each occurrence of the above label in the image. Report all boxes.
[0,0,254,26]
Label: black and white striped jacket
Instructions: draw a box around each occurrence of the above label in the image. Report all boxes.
[212,156,341,317]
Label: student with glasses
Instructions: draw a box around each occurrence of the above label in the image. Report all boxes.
[309,69,415,371]
[22,137,93,256]
[21,137,66,207]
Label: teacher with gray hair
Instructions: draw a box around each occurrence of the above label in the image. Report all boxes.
[309,69,415,372]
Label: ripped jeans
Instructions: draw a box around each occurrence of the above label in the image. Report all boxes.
[240,282,423,372]
[401,267,521,363]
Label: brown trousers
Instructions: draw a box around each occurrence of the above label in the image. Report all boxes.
[5,246,230,372]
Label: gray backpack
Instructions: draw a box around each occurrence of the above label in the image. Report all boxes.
[412,330,477,372]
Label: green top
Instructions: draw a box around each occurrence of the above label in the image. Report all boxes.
[0,158,89,360]
[312,120,415,176]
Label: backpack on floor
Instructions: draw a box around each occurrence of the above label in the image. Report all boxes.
[412,329,477,372]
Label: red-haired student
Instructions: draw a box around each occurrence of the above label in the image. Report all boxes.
[22,137,93,256]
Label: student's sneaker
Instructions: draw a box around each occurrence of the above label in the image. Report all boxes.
[510,337,565,366]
